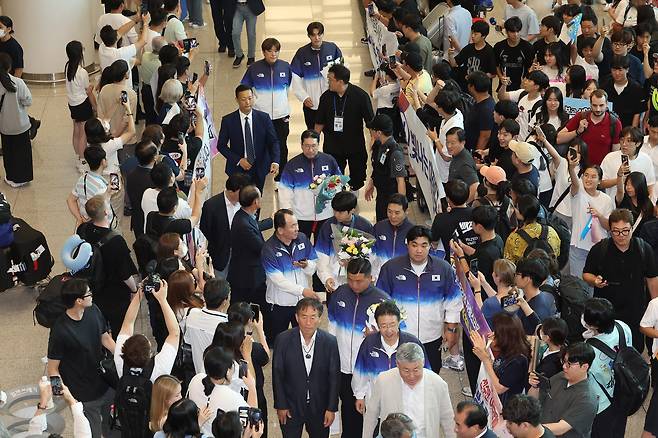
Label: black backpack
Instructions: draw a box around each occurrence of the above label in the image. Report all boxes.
[33,273,73,328]
[540,274,592,343]
[113,360,154,438]
[587,322,651,416]
[517,224,556,259]
[475,195,514,243]
[519,91,544,125]
[74,226,119,294]
[132,233,159,276]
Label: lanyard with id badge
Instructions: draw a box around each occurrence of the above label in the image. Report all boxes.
[333,95,347,132]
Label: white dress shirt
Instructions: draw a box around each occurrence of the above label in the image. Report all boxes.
[225,191,241,228]
[301,330,317,376]
[240,111,254,159]
[401,376,426,438]
[184,308,229,373]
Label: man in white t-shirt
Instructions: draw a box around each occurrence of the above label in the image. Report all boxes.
[141,162,193,232]
[641,116,658,179]
[98,13,150,86]
[163,0,188,44]
[600,126,656,200]
[114,280,179,382]
[498,70,550,141]
[504,0,540,41]
[95,0,139,46]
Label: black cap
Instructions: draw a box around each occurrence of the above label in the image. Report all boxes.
[368,114,394,135]
[404,51,423,71]
[401,41,420,54]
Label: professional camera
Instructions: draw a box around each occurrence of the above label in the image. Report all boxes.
[238,406,263,430]
[142,260,161,295]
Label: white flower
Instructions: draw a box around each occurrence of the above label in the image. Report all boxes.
[362,247,371,255]
[337,251,351,260]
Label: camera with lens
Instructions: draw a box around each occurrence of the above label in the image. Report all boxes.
[142,260,161,295]
[238,406,263,430]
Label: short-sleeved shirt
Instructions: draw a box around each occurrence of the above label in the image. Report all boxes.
[66,67,90,107]
[494,354,529,406]
[570,188,614,251]
[188,374,249,436]
[533,39,568,67]
[583,238,658,329]
[454,43,497,80]
[503,222,561,263]
[47,305,109,402]
[640,297,658,356]
[540,373,599,438]
[315,83,374,154]
[494,39,534,91]
[448,148,479,187]
[473,236,504,286]
[371,137,407,185]
[564,112,621,165]
[0,38,24,72]
[602,79,647,128]
[511,167,540,194]
[464,96,495,151]
[600,150,656,200]
[504,4,540,40]
[114,334,177,382]
[163,15,187,44]
[72,172,109,221]
[509,89,542,141]
[431,207,479,257]
[146,211,192,238]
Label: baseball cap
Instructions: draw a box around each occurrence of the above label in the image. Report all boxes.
[403,52,423,72]
[367,114,394,135]
[480,165,507,185]
[509,140,535,164]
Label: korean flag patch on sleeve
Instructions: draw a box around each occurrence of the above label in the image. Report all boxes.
[431,274,441,282]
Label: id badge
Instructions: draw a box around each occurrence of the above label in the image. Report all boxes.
[334,116,344,132]
[379,151,387,164]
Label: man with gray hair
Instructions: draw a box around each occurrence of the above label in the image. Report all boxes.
[362,343,456,438]
[380,413,415,438]
[139,35,164,124]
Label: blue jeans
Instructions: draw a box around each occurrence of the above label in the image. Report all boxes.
[232,4,257,58]
[569,245,590,284]
[180,0,188,20]
[187,0,204,24]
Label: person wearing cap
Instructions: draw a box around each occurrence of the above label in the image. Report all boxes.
[509,140,540,196]
[399,14,433,73]
[473,165,514,243]
[365,114,408,222]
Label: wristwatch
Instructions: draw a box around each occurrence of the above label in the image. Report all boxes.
[37,402,48,410]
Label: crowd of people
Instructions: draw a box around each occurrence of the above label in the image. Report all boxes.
[2,0,658,436]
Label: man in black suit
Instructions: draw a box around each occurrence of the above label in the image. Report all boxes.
[217,85,280,192]
[199,172,250,279]
[273,298,340,438]
[227,184,272,308]
[455,401,499,438]
[126,139,157,239]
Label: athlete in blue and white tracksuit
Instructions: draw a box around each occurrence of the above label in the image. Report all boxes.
[291,39,343,128]
[315,214,374,290]
[241,56,293,180]
[262,231,317,341]
[376,255,463,372]
[371,217,415,281]
[351,330,429,402]
[327,282,389,437]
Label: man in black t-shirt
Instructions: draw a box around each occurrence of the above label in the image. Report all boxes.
[450,21,497,88]
[431,180,478,260]
[314,64,374,191]
[77,195,138,338]
[145,180,206,238]
[47,278,116,438]
[464,72,495,152]
[494,17,534,92]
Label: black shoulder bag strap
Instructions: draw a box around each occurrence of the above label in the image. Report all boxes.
[587,322,624,402]
[548,186,571,214]
[516,227,533,245]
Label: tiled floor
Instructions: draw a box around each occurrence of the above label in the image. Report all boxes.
[0,0,651,436]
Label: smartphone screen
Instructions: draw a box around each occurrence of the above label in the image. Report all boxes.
[382,43,387,56]
[238,359,248,378]
[204,60,211,76]
[388,55,396,65]
[50,376,63,396]
[110,173,120,191]
[120,90,128,104]
[192,72,198,83]
[250,303,260,322]
[501,294,518,308]
[195,167,205,179]
[469,258,479,276]
[568,147,578,161]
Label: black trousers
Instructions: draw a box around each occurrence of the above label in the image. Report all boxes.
[375,190,395,222]
[141,83,157,125]
[209,0,235,49]
[266,303,297,345]
[280,406,329,438]
[299,219,327,291]
[591,403,628,438]
[423,337,443,374]
[303,106,318,130]
[272,117,290,182]
[463,330,481,395]
[339,373,363,438]
[326,147,367,191]
[1,131,33,183]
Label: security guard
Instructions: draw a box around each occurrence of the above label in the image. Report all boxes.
[364,114,407,221]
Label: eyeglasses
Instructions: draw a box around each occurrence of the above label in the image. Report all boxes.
[561,359,582,369]
[81,293,93,299]
[611,229,631,236]
[612,42,628,48]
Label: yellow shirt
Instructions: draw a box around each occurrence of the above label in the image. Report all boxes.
[503,222,561,263]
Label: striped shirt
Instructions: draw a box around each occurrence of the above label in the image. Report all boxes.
[72,172,109,221]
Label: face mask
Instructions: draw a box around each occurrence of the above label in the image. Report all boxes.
[581,315,596,339]
[0,30,6,39]
[178,241,188,259]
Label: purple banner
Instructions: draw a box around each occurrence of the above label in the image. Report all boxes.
[455,258,492,339]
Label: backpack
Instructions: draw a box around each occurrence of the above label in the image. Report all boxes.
[475,195,513,242]
[112,360,155,438]
[73,227,119,294]
[33,273,74,328]
[540,274,592,343]
[587,322,651,416]
[132,233,159,276]
[517,224,556,259]
[540,212,571,270]
[0,193,13,248]
[519,91,543,125]
[579,110,620,141]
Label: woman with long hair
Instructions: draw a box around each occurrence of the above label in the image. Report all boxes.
[615,171,656,233]
[167,270,204,321]
[468,259,517,326]
[150,375,183,433]
[471,312,532,405]
[187,346,258,436]
[154,398,211,438]
[212,411,264,438]
[540,42,567,95]
[65,40,96,170]
[534,87,569,130]
[0,52,33,187]
[582,79,598,100]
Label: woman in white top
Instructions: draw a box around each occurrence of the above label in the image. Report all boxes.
[188,346,258,436]
[567,153,614,280]
[0,53,33,187]
[538,42,567,95]
[65,41,97,171]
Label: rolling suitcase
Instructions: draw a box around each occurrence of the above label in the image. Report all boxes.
[10,217,54,285]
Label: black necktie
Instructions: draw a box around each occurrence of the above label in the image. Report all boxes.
[244,116,255,164]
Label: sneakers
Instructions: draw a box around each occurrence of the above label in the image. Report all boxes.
[29,117,41,140]
[442,354,465,372]
[461,386,473,397]
[4,177,28,188]
[247,57,255,66]
[233,55,244,68]
[190,22,206,28]
[218,45,227,53]
[228,49,235,58]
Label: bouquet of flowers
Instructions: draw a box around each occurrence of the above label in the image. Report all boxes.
[310,174,350,214]
[331,224,375,261]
